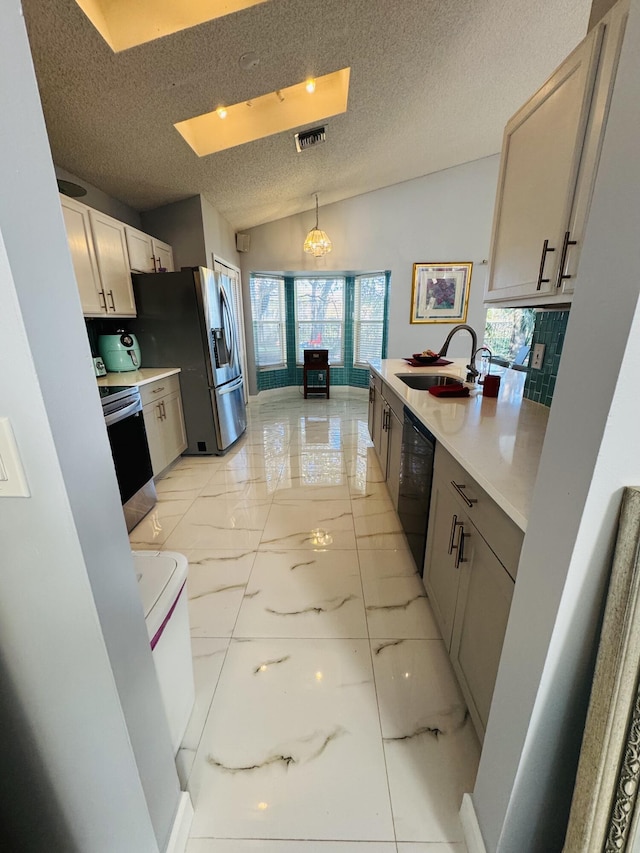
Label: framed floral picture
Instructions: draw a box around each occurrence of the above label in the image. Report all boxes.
[410,262,472,324]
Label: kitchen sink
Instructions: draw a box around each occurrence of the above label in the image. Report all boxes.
[395,373,461,390]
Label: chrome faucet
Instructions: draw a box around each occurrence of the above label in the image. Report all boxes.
[437,324,480,382]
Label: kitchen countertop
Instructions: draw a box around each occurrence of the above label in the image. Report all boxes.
[97,367,181,388]
[369,358,550,531]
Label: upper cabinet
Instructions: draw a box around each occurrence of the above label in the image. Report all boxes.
[60,195,105,314]
[485,0,628,306]
[89,210,136,316]
[60,195,174,316]
[125,226,174,274]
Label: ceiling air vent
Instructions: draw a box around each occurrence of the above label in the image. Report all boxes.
[295,126,326,153]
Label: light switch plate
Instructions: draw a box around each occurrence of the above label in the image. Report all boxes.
[0,417,30,497]
[531,343,546,370]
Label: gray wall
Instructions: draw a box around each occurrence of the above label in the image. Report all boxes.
[473,0,640,847]
[239,156,500,395]
[201,194,240,268]
[140,194,239,273]
[0,3,180,850]
[55,164,142,228]
[141,195,208,269]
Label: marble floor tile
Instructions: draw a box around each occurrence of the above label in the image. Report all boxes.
[128,498,194,548]
[359,548,420,581]
[372,639,479,843]
[165,498,272,550]
[175,393,477,851]
[184,549,257,638]
[177,638,230,787]
[362,575,441,639]
[273,474,351,502]
[354,498,407,550]
[260,500,357,550]
[188,639,394,841]
[200,470,277,502]
[234,550,367,639]
[187,842,398,852]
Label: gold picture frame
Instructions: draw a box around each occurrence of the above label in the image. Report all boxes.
[410,262,472,324]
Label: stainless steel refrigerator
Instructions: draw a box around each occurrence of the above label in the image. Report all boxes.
[130,267,246,454]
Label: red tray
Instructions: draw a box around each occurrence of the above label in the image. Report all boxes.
[403,357,453,367]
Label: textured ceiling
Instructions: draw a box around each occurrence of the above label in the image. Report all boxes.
[22,0,592,231]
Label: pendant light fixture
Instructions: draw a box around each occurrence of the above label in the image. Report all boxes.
[303,192,332,257]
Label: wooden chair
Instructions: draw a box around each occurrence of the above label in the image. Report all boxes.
[303,349,330,398]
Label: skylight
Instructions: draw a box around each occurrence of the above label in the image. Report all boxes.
[174,68,351,157]
[74,0,270,52]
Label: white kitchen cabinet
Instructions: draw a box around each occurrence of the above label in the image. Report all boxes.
[423,444,523,741]
[60,195,106,314]
[126,226,175,273]
[485,0,627,306]
[88,210,136,316]
[125,226,156,273]
[140,375,187,476]
[153,238,174,272]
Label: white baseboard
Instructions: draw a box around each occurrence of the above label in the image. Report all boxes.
[165,792,193,853]
[460,793,487,853]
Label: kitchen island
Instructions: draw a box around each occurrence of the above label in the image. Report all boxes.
[369,358,550,739]
[369,358,549,531]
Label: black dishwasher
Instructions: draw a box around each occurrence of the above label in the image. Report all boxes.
[398,407,436,574]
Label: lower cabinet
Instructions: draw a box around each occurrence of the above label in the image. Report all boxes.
[368,370,404,509]
[423,444,523,741]
[140,375,187,477]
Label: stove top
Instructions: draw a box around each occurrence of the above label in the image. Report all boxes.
[98,385,131,400]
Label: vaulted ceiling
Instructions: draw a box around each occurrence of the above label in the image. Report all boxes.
[22,0,591,230]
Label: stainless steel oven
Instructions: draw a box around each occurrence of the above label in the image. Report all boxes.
[100,386,156,532]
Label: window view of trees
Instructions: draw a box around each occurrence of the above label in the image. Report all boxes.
[295,277,345,364]
[354,274,386,366]
[249,272,388,374]
[250,275,286,366]
[484,307,535,363]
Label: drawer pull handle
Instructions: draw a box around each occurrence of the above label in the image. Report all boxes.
[448,514,459,555]
[451,480,477,508]
[536,239,555,291]
[454,526,467,569]
[556,230,577,288]
[152,386,165,394]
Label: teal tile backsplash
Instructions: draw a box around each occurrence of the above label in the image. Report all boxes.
[523,309,569,406]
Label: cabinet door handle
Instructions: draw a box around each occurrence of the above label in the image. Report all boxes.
[448,514,459,554]
[555,230,577,288]
[151,255,157,272]
[454,526,467,569]
[536,239,556,291]
[98,290,107,311]
[152,386,165,394]
[156,402,164,421]
[451,480,477,508]
[156,256,162,269]
[160,400,167,420]
[106,289,116,311]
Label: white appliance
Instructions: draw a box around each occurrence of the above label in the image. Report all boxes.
[133,550,194,754]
